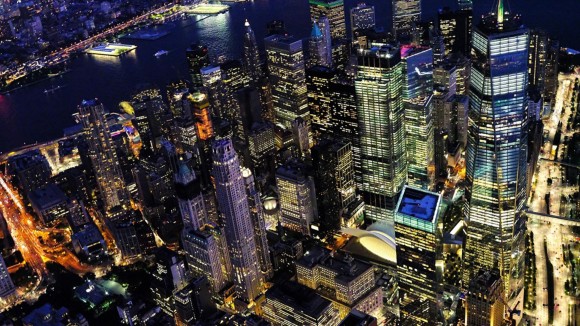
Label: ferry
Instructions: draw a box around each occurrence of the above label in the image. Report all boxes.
[43,85,64,94]
[154,50,169,58]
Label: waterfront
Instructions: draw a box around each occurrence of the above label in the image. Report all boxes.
[0,0,579,153]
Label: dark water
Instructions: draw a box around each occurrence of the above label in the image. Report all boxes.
[0,0,578,152]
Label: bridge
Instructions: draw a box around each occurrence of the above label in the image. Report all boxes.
[526,209,580,226]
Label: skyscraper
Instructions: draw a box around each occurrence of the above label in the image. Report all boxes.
[395,186,442,325]
[241,167,274,280]
[528,29,548,92]
[242,19,263,82]
[212,139,264,302]
[265,34,309,130]
[401,46,434,189]
[276,160,318,236]
[150,247,188,316]
[186,43,210,88]
[465,269,505,326]
[309,0,346,40]
[182,226,231,293]
[309,20,332,68]
[0,254,15,301]
[463,0,529,298]
[355,44,406,223]
[392,0,421,38]
[174,162,207,230]
[78,99,129,213]
[311,140,356,235]
[350,3,375,39]
[437,7,473,56]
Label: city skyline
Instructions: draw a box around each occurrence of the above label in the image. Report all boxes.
[0,0,578,324]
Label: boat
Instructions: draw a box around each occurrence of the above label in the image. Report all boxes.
[154,50,169,58]
[43,85,64,94]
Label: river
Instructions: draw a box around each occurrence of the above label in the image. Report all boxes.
[0,0,578,152]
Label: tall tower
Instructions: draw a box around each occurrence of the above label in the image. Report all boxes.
[309,20,332,68]
[395,186,442,324]
[241,167,274,280]
[401,46,434,190]
[350,3,375,39]
[212,139,263,302]
[392,0,421,38]
[242,19,263,83]
[78,99,129,213]
[186,43,210,88]
[463,0,529,298]
[265,34,309,130]
[308,0,346,41]
[355,44,406,223]
[0,254,15,301]
[174,162,207,230]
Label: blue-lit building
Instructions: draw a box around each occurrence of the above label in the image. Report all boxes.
[462,0,529,299]
[395,186,442,325]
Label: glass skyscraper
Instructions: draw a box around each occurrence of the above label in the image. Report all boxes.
[462,1,529,299]
[392,0,421,38]
[355,44,406,223]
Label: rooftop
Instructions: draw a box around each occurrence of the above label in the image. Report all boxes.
[266,281,333,318]
[28,183,68,210]
[397,186,440,223]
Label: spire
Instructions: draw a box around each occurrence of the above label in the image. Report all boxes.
[311,20,322,39]
[497,0,504,24]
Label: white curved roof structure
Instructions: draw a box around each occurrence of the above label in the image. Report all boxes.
[342,223,397,263]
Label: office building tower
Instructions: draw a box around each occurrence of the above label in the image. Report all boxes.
[309,20,332,68]
[150,247,188,316]
[241,167,274,280]
[107,211,143,259]
[265,35,309,130]
[296,246,383,318]
[544,38,559,102]
[328,79,362,190]
[463,1,529,298]
[212,139,263,302]
[392,0,421,38]
[166,80,190,118]
[465,269,505,326]
[0,255,15,301]
[200,65,224,118]
[174,276,217,326]
[306,66,334,140]
[458,0,472,11]
[189,92,214,142]
[437,7,473,56]
[395,186,442,324]
[319,16,333,64]
[186,43,210,88]
[291,117,310,158]
[248,123,277,180]
[276,160,318,236]
[175,162,207,230]
[182,226,230,293]
[401,46,434,189]
[404,98,434,189]
[78,100,129,213]
[311,140,356,235]
[263,281,341,326]
[243,19,263,82]
[350,3,375,40]
[6,150,52,195]
[131,89,168,156]
[528,29,548,92]
[355,44,406,223]
[309,0,346,40]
